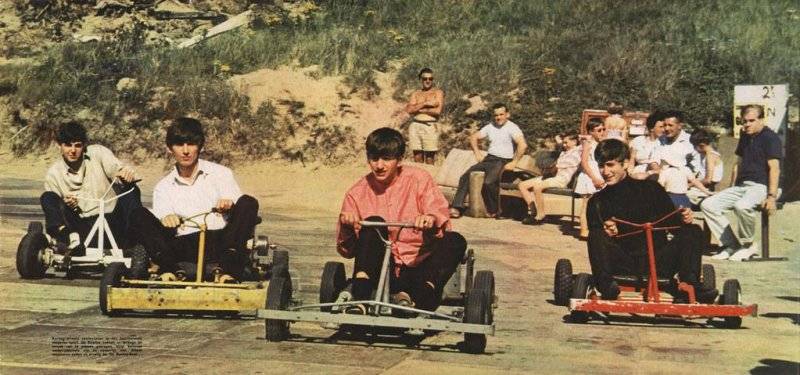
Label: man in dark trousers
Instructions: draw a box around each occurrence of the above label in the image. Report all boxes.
[586,139,717,303]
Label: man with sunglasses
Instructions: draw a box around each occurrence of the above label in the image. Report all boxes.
[701,105,782,261]
[404,68,444,165]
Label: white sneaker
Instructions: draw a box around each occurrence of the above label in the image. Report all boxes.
[729,245,759,262]
[709,248,734,260]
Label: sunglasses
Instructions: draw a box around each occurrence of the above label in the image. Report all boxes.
[421,77,434,81]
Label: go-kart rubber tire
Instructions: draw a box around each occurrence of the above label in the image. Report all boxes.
[272,250,289,279]
[16,222,48,279]
[265,275,292,341]
[461,287,488,354]
[126,245,149,280]
[99,262,128,316]
[553,259,573,306]
[701,264,716,291]
[569,273,593,324]
[319,261,346,312]
[473,270,495,323]
[721,279,742,329]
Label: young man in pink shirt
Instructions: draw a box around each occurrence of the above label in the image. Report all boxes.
[336,127,467,313]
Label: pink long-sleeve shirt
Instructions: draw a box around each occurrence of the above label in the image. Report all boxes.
[336,165,451,267]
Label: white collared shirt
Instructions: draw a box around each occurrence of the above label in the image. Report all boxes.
[659,130,694,167]
[152,159,242,236]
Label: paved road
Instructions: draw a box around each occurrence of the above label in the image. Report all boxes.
[1,176,799,374]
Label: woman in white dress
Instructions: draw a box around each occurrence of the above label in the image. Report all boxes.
[575,118,607,239]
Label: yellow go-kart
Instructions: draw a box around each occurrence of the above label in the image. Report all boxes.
[99,210,287,317]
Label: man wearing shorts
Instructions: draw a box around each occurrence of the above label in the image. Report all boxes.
[404,68,444,165]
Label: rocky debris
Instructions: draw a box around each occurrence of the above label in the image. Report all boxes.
[0,1,295,58]
[116,77,138,92]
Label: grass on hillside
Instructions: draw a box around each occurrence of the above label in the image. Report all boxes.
[1,0,797,161]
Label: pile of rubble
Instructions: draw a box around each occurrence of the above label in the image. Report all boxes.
[0,0,311,58]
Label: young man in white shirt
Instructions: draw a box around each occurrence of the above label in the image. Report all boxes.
[129,118,259,280]
[449,103,527,218]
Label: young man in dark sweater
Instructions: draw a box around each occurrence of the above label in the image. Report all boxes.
[586,139,718,303]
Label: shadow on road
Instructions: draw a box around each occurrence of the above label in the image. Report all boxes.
[750,358,800,375]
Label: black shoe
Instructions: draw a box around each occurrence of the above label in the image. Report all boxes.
[598,281,620,300]
[694,286,719,304]
[521,215,542,225]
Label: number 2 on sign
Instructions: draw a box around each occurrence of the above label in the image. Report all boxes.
[762,85,774,99]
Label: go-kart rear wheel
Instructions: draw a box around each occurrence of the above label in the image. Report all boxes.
[16,222,49,279]
[461,287,489,354]
[271,250,289,279]
[701,264,716,291]
[553,259,573,306]
[319,261,346,312]
[473,270,495,321]
[569,273,593,324]
[721,279,742,329]
[265,275,292,341]
[125,245,149,280]
[99,262,128,316]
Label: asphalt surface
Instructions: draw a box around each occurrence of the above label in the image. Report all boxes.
[1,175,799,374]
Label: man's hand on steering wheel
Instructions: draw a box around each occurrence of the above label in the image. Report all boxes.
[161,214,181,228]
[115,167,137,184]
[679,207,693,224]
[414,214,436,231]
[215,199,234,213]
[603,219,618,237]
[339,212,362,232]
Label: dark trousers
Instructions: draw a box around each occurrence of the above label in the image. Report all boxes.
[451,154,510,215]
[587,224,704,291]
[40,185,142,248]
[129,195,259,277]
[351,216,467,311]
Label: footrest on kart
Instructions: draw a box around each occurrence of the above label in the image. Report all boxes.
[257,309,495,335]
[107,286,266,311]
[570,298,758,317]
[612,275,672,289]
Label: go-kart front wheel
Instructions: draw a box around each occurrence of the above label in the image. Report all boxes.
[569,273,593,324]
[99,262,128,316]
[125,245,150,280]
[16,222,49,279]
[319,261,346,312]
[721,279,742,329]
[265,275,292,341]
[553,259,573,306]
[461,286,490,354]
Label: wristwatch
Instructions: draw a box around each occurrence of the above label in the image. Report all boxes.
[767,193,776,198]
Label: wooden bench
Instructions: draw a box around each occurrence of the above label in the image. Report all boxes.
[497,150,579,222]
[436,149,577,220]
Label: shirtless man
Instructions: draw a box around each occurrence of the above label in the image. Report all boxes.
[404,68,444,164]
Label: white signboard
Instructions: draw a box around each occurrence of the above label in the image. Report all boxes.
[733,84,789,138]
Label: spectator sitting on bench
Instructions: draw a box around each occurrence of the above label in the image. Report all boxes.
[449,103,527,219]
[517,131,581,225]
[653,154,714,208]
[687,128,723,205]
[702,104,782,261]
[586,138,717,303]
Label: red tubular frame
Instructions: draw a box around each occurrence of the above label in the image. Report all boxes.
[573,208,758,320]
